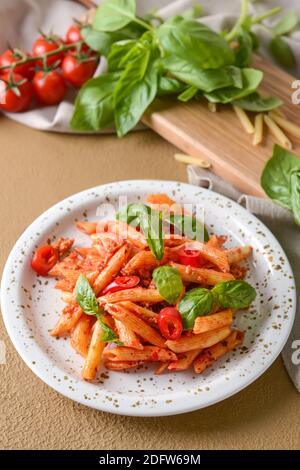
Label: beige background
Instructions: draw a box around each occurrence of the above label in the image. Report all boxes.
[0,116,299,450]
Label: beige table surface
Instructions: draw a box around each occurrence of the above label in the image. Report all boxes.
[0,115,299,450]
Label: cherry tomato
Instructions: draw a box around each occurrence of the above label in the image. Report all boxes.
[31,245,58,276]
[66,25,83,44]
[33,70,66,105]
[32,36,64,66]
[0,49,35,79]
[62,54,98,87]
[158,307,183,341]
[178,247,204,268]
[102,276,140,295]
[0,73,33,112]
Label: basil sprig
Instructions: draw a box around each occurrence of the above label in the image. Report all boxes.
[70,0,287,135]
[117,203,164,260]
[153,266,183,304]
[168,213,209,242]
[178,280,256,329]
[75,274,122,344]
[261,145,300,225]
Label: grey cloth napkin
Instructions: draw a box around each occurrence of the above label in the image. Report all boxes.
[0,0,299,132]
[188,165,300,392]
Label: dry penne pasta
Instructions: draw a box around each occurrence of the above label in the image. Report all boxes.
[193,330,244,373]
[170,262,234,285]
[233,105,255,134]
[264,114,292,149]
[104,346,177,362]
[82,320,106,381]
[252,113,264,146]
[114,319,144,350]
[105,303,166,348]
[269,112,300,140]
[166,326,231,353]
[168,348,202,371]
[70,314,95,357]
[193,309,233,334]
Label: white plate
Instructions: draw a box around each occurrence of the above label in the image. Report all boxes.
[1,180,296,416]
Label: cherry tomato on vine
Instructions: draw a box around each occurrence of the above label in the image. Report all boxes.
[0,49,35,79]
[65,25,89,52]
[178,247,204,268]
[32,36,64,66]
[158,307,183,341]
[101,276,140,295]
[31,245,58,276]
[61,54,98,87]
[0,73,33,112]
[33,70,66,105]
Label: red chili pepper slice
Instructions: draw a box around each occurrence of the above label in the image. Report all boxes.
[31,245,58,276]
[178,247,204,268]
[158,307,183,341]
[101,276,140,295]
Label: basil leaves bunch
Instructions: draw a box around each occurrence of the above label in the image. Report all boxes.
[75,274,122,344]
[153,266,183,304]
[261,145,300,226]
[70,0,283,136]
[178,280,257,329]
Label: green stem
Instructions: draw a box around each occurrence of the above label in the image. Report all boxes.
[0,41,84,72]
[226,0,249,41]
[252,6,282,24]
[133,17,153,31]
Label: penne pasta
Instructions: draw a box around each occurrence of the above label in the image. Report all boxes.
[70,314,95,357]
[233,105,255,134]
[122,250,160,275]
[172,241,230,272]
[50,303,82,337]
[193,330,244,373]
[252,113,264,146]
[174,153,211,169]
[269,112,300,140]
[193,309,233,335]
[166,326,231,353]
[119,301,158,325]
[104,345,177,362]
[93,244,130,295]
[105,303,166,348]
[225,245,252,265]
[114,319,144,350]
[95,220,147,249]
[76,221,98,235]
[169,262,234,286]
[168,348,202,371]
[82,320,106,380]
[264,114,292,150]
[105,361,139,370]
[155,362,170,375]
[99,287,164,304]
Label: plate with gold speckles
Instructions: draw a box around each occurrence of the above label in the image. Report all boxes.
[1,180,296,416]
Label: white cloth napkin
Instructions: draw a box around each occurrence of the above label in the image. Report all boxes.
[0,0,299,132]
[188,165,300,392]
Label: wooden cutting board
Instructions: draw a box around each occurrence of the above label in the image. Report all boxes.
[142,55,300,197]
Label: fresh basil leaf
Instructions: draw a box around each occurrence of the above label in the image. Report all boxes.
[113,36,159,136]
[249,31,260,51]
[96,314,122,344]
[178,86,198,102]
[290,170,300,226]
[234,29,253,67]
[178,288,213,330]
[153,266,183,304]
[162,56,243,92]
[270,36,295,69]
[156,19,234,70]
[182,4,203,20]
[168,214,209,242]
[261,145,300,210]
[204,68,263,104]
[93,0,136,32]
[233,92,282,112]
[107,40,136,70]
[75,274,99,315]
[272,11,298,37]
[212,280,256,309]
[157,76,186,96]
[70,73,120,131]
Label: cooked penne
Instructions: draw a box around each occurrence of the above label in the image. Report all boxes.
[155,362,170,375]
[105,361,139,370]
[82,320,106,380]
[76,221,98,235]
[93,244,130,295]
[122,250,160,275]
[146,193,183,215]
[119,301,158,325]
[172,241,230,272]
[193,309,233,334]
[95,220,147,249]
[225,245,252,265]
[166,326,231,353]
[104,346,177,362]
[193,330,244,373]
[105,303,166,348]
[70,314,95,357]
[169,262,234,286]
[50,304,82,337]
[168,348,202,371]
[114,319,144,350]
[99,287,164,304]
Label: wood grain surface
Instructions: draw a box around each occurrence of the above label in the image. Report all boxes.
[143,56,300,197]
